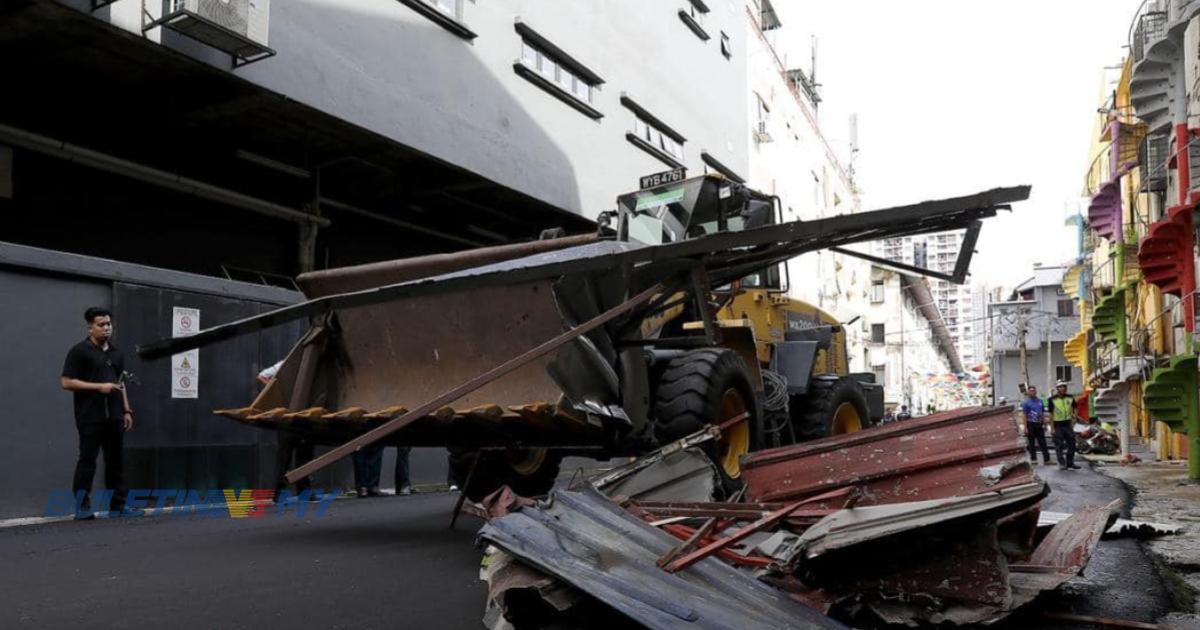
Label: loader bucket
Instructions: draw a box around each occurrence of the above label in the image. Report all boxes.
[229,234,615,449]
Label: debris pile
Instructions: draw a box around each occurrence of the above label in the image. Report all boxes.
[477,407,1127,628]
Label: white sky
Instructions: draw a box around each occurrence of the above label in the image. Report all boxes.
[772,1,1139,289]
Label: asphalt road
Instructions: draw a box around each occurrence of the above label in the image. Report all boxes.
[1,492,487,629]
[0,464,1183,629]
[991,463,1177,629]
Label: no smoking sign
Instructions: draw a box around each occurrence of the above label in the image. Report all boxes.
[171,307,200,399]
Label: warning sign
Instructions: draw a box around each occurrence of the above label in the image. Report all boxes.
[171,307,199,399]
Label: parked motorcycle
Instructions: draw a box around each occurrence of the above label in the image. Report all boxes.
[1075,420,1119,455]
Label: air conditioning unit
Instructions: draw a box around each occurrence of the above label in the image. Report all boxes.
[753,120,773,143]
[157,0,272,63]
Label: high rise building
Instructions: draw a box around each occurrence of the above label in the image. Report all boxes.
[875,232,983,369]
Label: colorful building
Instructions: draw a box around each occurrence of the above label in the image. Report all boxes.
[1070,1,1200,478]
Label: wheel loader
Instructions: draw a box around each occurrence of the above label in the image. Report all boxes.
[138,174,1028,500]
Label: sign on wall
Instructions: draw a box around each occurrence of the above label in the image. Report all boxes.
[171,307,199,399]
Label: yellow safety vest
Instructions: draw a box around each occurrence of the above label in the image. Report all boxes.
[1049,396,1074,423]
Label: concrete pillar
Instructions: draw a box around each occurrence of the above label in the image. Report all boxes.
[297,202,321,274]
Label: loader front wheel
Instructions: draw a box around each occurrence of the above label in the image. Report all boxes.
[653,348,761,493]
[448,448,563,502]
[792,376,870,442]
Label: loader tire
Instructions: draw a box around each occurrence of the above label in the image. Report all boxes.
[652,348,761,494]
[792,376,871,442]
[448,448,563,502]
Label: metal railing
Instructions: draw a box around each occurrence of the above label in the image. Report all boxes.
[1128,289,1198,366]
[1132,2,1169,63]
[1084,146,1112,197]
[1141,133,1169,193]
[1189,136,1200,194]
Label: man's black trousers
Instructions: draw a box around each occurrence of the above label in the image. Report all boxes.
[1025,422,1050,463]
[73,421,126,512]
[1053,421,1077,467]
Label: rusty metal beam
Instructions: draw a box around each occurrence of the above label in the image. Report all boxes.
[288,327,326,411]
[655,488,744,568]
[663,498,809,573]
[689,266,719,345]
[284,282,666,483]
[638,505,831,521]
[662,486,854,573]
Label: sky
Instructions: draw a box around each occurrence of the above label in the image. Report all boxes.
[771,1,1139,289]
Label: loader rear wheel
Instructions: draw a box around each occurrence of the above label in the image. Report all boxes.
[792,376,870,442]
[448,448,563,502]
[652,348,761,493]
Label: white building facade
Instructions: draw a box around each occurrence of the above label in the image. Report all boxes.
[742,1,872,371]
[863,268,960,413]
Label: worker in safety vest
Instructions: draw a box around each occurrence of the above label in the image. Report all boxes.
[1047,381,1081,470]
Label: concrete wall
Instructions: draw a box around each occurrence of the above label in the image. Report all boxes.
[0,269,110,519]
[77,0,749,219]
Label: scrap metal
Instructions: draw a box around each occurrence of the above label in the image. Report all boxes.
[479,485,847,630]
[662,487,856,573]
[137,186,1030,361]
[476,406,1122,628]
[1039,510,1182,538]
[739,406,1037,506]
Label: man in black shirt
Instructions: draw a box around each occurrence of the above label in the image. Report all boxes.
[61,307,135,519]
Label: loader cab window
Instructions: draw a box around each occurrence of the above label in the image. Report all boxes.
[620,177,721,245]
[618,177,778,250]
[736,197,787,292]
[739,264,786,291]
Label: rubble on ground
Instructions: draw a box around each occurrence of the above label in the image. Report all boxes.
[475,407,1124,628]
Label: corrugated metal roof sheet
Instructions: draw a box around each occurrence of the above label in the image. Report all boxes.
[740,406,1035,507]
[479,486,846,630]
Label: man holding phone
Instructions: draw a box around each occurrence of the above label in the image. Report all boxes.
[61,307,136,519]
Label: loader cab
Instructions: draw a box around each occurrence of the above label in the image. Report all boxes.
[615,174,787,291]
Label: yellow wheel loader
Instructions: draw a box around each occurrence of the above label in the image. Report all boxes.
[138,174,1028,500]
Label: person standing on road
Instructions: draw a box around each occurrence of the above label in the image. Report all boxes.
[353,446,413,497]
[61,307,136,520]
[1020,386,1051,465]
[1048,381,1081,470]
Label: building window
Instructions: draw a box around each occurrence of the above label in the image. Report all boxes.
[871,281,885,303]
[1057,298,1075,317]
[679,1,710,41]
[622,97,686,168]
[1055,365,1073,384]
[426,0,459,18]
[521,41,593,104]
[720,31,732,59]
[913,241,928,268]
[872,364,886,385]
[514,23,604,119]
[871,323,885,344]
[397,0,475,40]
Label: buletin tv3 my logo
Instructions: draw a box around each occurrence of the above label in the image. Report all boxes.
[43,489,339,518]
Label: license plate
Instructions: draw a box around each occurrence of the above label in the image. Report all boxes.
[639,167,686,190]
